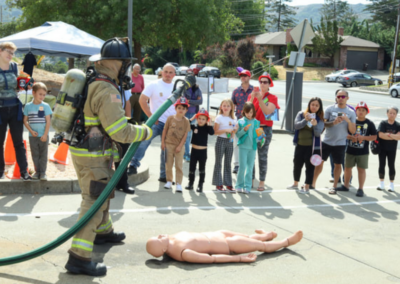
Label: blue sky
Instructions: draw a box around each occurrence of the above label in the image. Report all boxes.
[288,0,368,5]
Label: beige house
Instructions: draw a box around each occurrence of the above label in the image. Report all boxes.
[255,28,384,70]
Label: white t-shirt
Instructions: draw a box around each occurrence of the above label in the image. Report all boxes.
[142,79,176,123]
[215,114,237,138]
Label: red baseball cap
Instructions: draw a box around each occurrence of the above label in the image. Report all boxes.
[175,97,190,107]
[258,73,274,87]
[355,101,370,113]
[194,108,210,121]
[239,70,251,77]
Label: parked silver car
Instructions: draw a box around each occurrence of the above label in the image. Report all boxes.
[198,67,221,78]
[337,73,383,87]
[176,66,189,76]
[325,69,359,82]
[389,83,400,98]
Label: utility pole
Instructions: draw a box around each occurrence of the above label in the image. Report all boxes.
[389,0,400,87]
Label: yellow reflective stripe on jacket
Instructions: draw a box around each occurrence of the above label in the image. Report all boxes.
[71,238,93,252]
[70,146,119,159]
[95,216,112,233]
[105,117,127,136]
[85,116,101,126]
[133,126,146,142]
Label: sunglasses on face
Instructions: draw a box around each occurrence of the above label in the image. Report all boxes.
[259,81,269,85]
[336,95,347,99]
[240,75,249,78]
[4,49,14,56]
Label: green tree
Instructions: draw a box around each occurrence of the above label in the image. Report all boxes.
[230,0,266,38]
[0,21,17,38]
[364,0,398,28]
[265,0,297,32]
[7,0,243,62]
[320,0,348,22]
[311,18,344,66]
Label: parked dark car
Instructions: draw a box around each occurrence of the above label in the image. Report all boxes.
[198,67,221,78]
[337,73,383,87]
[188,64,205,76]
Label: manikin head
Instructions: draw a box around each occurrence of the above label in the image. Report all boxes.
[146,235,169,257]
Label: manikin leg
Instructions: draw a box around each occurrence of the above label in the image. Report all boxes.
[218,229,277,241]
[226,231,303,254]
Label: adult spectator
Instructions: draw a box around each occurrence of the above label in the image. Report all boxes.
[231,70,253,173]
[114,89,135,194]
[183,84,203,162]
[0,42,31,180]
[247,73,280,191]
[311,89,356,193]
[377,106,400,192]
[128,64,177,182]
[130,63,145,124]
[287,97,324,193]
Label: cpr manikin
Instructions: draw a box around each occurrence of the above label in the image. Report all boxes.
[146,229,303,263]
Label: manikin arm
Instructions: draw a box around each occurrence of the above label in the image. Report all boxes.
[181,249,256,263]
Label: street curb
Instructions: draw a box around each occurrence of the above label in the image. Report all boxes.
[0,163,149,195]
[352,87,390,97]
[273,129,294,135]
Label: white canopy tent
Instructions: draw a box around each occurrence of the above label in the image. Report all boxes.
[0,21,104,58]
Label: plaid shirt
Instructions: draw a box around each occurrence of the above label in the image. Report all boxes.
[231,84,254,119]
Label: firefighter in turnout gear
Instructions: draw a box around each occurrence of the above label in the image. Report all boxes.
[65,37,152,276]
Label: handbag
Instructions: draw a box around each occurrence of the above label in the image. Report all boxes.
[310,136,322,166]
[370,139,380,155]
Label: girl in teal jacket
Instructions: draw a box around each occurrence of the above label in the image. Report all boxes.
[236,102,260,193]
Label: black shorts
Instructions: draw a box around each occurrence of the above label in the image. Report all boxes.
[321,143,346,164]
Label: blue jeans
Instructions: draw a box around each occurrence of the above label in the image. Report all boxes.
[130,121,166,178]
[184,113,195,158]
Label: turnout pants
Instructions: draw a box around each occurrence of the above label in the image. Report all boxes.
[189,148,207,185]
[68,155,115,260]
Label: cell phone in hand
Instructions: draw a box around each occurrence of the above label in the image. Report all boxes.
[338,112,343,117]
[254,86,260,92]
[309,113,316,119]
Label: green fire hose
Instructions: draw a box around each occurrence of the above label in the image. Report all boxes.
[0,77,193,266]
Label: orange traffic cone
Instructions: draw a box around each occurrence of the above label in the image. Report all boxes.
[7,140,29,180]
[4,129,16,165]
[49,142,69,165]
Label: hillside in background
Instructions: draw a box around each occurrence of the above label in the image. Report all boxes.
[0,0,22,23]
[294,3,371,25]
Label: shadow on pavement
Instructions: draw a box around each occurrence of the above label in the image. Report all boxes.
[0,273,54,284]
[0,195,41,222]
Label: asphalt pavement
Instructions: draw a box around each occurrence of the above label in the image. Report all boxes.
[1,75,400,283]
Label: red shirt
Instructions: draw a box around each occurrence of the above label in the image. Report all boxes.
[248,92,280,127]
[131,74,145,93]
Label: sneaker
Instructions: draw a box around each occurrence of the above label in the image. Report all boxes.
[298,189,306,194]
[329,178,334,183]
[232,166,239,174]
[356,189,364,197]
[20,172,32,181]
[214,186,226,192]
[243,190,250,194]
[185,156,190,162]
[159,177,175,185]
[226,186,236,193]
[286,184,298,190]
[388,185,395,192]
[32,172,40,180]
[176,184,183,193]
[127,166,137,175]
[377,185,384,191]
[40,173,47,181]
[164,181,172,189]
[335,185,349,192]
[235,188,243,193]
[0,172,4,179]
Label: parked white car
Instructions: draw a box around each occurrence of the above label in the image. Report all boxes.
[325,69,359,82]
[177,66,189,76]
[389,83,400,98]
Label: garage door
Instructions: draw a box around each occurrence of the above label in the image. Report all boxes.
[347,51,378,70]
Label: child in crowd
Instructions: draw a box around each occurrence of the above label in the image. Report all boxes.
[235,102,259,194]
[23,82,52,180]
[288,97,324,194]
[335,102,377,197]
[377,106,400,192]
[212,99,237,192]
[161,97,191,192]
[185,108,214,193]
